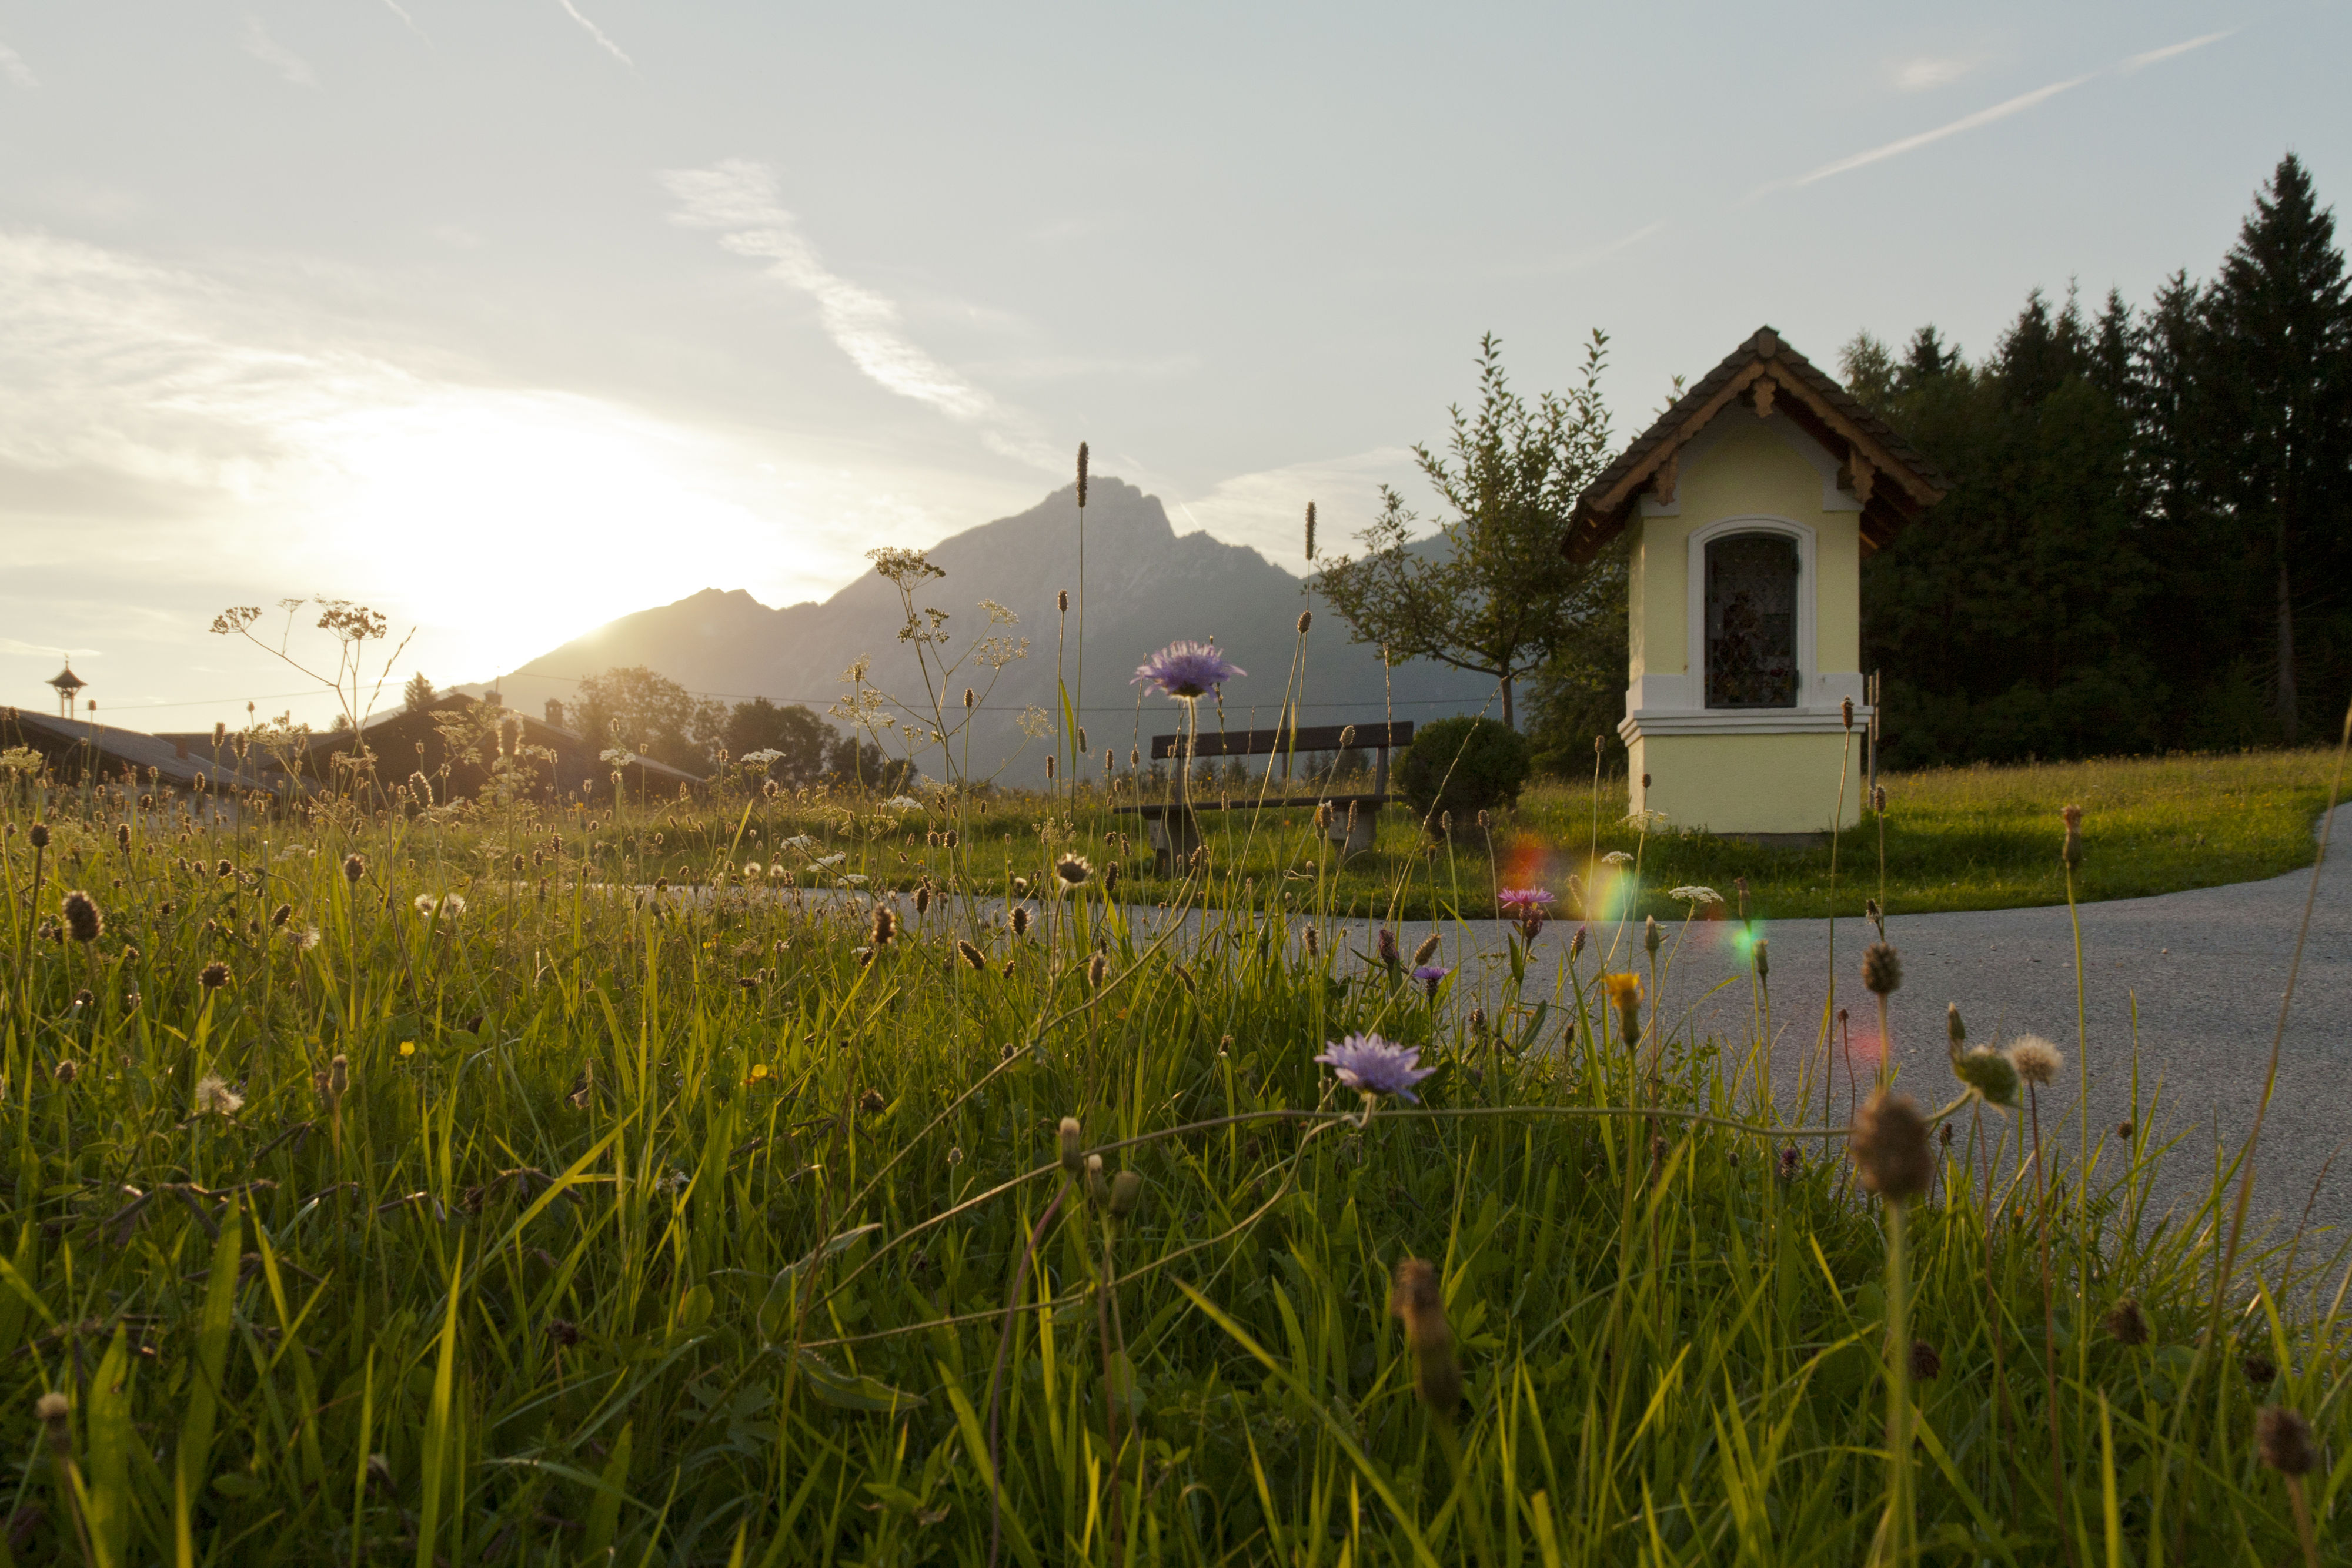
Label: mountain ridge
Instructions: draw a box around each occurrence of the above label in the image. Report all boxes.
[489,477,1492,777]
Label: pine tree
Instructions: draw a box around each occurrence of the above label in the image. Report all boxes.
[402,671,437,713]
[1860,287,2154,763]
[2203,153,2352,743]
[1900,326,1959,389]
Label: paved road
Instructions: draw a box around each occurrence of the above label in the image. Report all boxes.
[1267,815,2352,1242]
[733,821,2352,1240]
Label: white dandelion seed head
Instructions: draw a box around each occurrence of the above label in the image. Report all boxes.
[193,1073,245,1117]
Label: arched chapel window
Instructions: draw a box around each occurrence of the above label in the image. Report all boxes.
[1705,533,1799,708]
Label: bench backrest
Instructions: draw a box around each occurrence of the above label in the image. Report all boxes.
[1148,720,1413,762]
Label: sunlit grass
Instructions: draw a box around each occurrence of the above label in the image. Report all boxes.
[585,747,2338,925]
[1,749,2343,1564]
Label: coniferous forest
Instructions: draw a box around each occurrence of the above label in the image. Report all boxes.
[1839,153,2352,766]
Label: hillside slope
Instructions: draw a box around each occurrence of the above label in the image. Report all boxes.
[495,477,1494,779]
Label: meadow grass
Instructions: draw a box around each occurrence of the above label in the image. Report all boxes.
[599,746,2337,925]
[1,745,2346,1566]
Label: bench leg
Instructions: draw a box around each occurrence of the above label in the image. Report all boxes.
[1150,810,1203,875]
[1325,805,1380,858]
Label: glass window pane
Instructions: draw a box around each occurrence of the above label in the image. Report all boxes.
[1705,533,1799,708]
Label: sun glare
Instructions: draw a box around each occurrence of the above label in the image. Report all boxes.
[290,390,857,678]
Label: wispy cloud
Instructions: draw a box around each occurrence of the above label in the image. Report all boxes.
[240,15,316,87]
[1573,219,1666,267]
[554,0,633,66]
[1792,74,2090,188]
[663,158,1057,469]
[0,638,98,660]
[377,0,431,45]
[2122,28,2236,73]
[0,228,871,681]
[0,39,36,89]
[1889,55,1979,92]
[1755,28,2244,200]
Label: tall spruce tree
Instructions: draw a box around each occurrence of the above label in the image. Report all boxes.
[1826,153,2350,767]
[2203,153,2352,743]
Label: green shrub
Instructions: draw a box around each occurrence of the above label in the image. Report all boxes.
[1396,713,1531,827]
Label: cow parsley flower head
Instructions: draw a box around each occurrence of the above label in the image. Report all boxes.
[1314,1032,1435,1102]
[1601,850,1633,867]
[1667,885,1723,907]
[1132,640,1245,701]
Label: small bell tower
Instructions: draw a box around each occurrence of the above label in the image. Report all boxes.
[46,660,86,722]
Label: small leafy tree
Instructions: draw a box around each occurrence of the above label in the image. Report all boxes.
[724,697,836,788]
[1315,332,1618,729]
[573,667,727,775]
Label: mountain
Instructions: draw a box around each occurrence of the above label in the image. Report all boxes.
[490,477,1492,780]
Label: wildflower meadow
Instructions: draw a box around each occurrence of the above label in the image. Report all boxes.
[1,610,2347,1566]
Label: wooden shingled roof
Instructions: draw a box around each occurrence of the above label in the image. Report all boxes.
[1562,326,1949,563]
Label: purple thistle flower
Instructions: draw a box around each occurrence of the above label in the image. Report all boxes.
[1411,963,1449,997]
[1497,887,1553,912]
[1314,1032,1436,1102]
[1132,640,1245,701]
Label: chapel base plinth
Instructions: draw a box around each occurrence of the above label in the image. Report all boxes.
[1624,728,1864,837]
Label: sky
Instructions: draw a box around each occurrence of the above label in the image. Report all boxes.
[0,1,2343,731]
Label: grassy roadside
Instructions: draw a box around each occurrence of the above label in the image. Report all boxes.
[4,748,2344,1564]
[587,747,2338,924]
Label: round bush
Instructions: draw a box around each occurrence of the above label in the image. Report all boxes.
[1396,715,1531,828]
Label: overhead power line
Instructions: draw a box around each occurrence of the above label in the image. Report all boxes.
[77,673,1489,717]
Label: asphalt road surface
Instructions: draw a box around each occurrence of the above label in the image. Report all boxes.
[1280,814,2352,1246]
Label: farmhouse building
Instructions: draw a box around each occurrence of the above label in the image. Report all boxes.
[296,692,706,804]
[1,708,278,795]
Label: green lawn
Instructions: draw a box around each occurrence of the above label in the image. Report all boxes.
[605,747,2342,924]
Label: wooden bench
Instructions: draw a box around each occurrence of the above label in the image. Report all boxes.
[1114,721,1413,869]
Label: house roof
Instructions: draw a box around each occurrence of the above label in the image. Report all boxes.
[1563,326,1949,564]
[0,708,280,793]
[309,694,708,786]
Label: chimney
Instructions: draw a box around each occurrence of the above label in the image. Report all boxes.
[174,739,189,760]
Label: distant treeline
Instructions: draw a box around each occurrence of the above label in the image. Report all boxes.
[1844,153,2352,766]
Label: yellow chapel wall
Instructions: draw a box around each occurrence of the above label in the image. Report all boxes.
[1629,416,1862,680]
[1625,413,1867,834]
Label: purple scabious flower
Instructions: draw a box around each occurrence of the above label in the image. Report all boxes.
[1497,887,1553,912]
[1132,640,1245,700]
[1411,963,1449,997]
[1314,1032,1436,1102]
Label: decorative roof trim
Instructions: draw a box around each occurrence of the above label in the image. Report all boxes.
[1564,327,1949,563]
